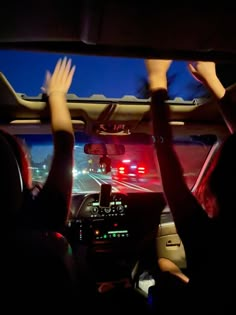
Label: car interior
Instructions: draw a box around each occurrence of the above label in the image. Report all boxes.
[1,1,236,313]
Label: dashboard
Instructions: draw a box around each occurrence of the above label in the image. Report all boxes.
[75,192,127,218]
[71,192,129,242]
[68,186,166,245]
[66,184,187,284]
[66,186,166,282]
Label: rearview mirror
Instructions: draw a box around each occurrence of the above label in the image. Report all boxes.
[84,143,125,155]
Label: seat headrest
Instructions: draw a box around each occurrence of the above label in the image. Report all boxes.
[0,133,23,217]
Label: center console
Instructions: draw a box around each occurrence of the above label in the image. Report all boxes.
[68,184,133,282]
[72,184,129,245]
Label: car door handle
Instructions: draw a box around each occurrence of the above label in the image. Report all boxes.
[166,240,181,247]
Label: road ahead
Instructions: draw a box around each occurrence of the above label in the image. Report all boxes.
[72,173,162,194]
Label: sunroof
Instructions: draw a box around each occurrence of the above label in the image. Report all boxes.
[0,49,214,101]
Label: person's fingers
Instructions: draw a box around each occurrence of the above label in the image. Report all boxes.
[56,56,68,82]
[46,57,75,93]
[62,58,72,85]
[64,58,72,78]
[45,70,51,85]
[65,65,76,91]
[187,63,196,74]
[52,58,62,80]
[41,71,51,93]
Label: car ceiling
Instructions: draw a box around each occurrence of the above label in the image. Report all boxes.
[0,1,234,140]
[0,1,236,61]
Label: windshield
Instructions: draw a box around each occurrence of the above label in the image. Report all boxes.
[18,132,215,194]
[0,50,225,194]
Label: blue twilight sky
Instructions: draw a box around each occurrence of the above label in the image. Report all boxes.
[0,49,208,100]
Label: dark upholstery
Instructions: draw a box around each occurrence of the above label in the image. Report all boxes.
[0,132,76,311]
[0,133,23,219]
[13,229,76,311]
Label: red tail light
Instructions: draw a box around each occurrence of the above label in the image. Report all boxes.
[118,166,125,174]
[137,166,146,174]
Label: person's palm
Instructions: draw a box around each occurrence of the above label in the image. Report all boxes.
[188,61,216,84]
[42,57,76,95]
[145,59,172,76]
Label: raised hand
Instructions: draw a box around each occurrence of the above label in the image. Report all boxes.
[188,61,225,100]
[145,59,172,76]
[42,57,76,96]
[145,59,172,91]
[188,61,216,85]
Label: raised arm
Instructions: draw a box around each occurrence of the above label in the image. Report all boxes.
[188,61,236,133]
[38,57,75,227]
[145,59,204,228]
[146,59,213,275]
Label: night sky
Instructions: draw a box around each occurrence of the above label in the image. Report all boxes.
[0,49,208,100]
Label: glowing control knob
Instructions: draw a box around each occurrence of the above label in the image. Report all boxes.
[117,205,124,213]
[104,207,111,213]
[92,206,99,214]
